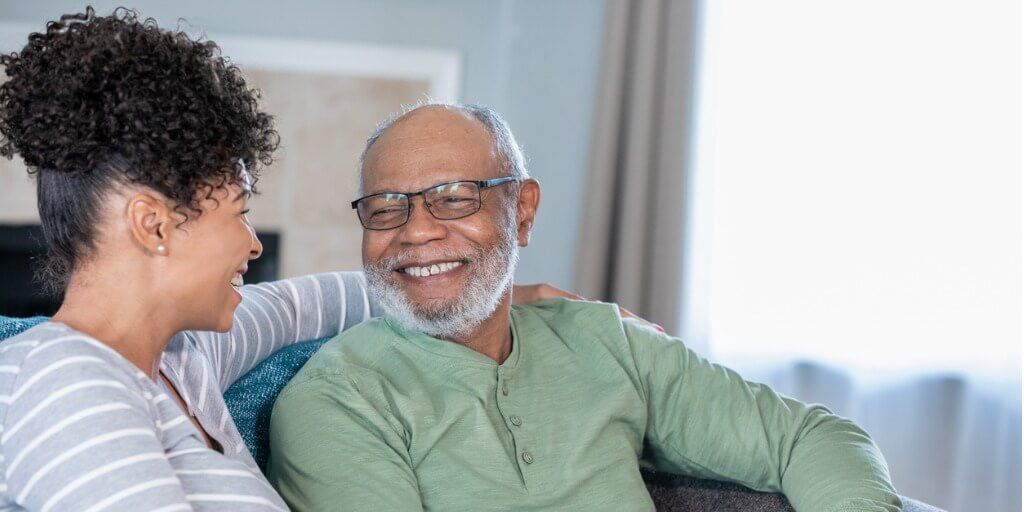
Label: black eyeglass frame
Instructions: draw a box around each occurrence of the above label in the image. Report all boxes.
[350,177,521,230]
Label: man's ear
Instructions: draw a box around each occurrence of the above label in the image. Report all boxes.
[515,179,541,247]
[126,193,174,256]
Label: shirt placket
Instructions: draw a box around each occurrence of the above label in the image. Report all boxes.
[495,365,536,489]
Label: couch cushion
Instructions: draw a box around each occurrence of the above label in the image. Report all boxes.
[0,316,47,340]
[644,471,943,511]
[645,472,794,511]
[223,337,331,470]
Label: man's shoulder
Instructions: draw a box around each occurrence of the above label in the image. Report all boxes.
[513,298,638,356]
[514,297,621,320]
[282,317,399,394]
[513,298,626,335]
[513,298,675,359]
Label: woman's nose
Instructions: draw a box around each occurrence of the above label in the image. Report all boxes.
[249,229,263,260]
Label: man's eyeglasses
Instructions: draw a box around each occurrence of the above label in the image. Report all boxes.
[351,177,520,230]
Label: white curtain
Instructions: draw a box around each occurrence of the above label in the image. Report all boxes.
[575,0,700,334]
[683,1,1022,511]
[730,362,1021,511]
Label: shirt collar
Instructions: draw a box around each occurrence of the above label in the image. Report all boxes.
[383,310,526,370]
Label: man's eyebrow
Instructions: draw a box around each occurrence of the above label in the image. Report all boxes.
[232,189,252,202]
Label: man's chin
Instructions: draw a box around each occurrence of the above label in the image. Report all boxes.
[366,239,519,339]
[401,294,462,316]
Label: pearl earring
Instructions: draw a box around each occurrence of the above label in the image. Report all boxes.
[156,244,166,254]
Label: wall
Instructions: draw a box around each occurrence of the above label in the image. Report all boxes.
[0,0,608,288]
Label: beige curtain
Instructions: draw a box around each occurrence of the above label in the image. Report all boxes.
[575,0,702,334]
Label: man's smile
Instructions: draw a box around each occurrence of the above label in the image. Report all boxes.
[397,260,464,277]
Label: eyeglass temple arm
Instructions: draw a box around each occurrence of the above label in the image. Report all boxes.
[478,177,520,188]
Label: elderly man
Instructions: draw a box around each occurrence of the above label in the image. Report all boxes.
[267,103,901,511]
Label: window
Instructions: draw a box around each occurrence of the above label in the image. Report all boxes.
[686,0,1020,375]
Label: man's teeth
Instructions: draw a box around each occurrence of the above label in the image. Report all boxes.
[402,261,463,277]
[231,274,244,287]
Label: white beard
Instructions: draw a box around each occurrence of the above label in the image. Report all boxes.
[364,212,519,341]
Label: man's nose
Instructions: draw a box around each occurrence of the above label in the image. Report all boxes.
[398,196,446,245]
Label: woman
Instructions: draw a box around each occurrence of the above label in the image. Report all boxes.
[0,8,579,511]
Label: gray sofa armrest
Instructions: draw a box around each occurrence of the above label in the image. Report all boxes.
[641,470,945,511]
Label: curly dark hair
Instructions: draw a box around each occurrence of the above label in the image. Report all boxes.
[0,7,279,294]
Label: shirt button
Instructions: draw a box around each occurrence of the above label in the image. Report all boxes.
[521,451,534,464]
[509,415,522,426]
[501,381,509,396]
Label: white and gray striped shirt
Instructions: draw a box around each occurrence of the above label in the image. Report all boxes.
[0,271,378,511]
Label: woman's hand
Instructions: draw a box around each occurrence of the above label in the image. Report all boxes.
[511,284,665,333]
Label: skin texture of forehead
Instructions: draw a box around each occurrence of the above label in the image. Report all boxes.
[362,106,501,193]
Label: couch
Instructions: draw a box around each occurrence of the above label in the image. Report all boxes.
[0,315,943,511]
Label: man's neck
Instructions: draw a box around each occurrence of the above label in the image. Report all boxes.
[448,295,514,364]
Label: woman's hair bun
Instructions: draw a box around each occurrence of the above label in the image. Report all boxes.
[0,6,278,189]
[0,7,279,293]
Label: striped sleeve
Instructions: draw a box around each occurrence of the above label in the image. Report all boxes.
[1,339,192,511]
[186,271,378,390]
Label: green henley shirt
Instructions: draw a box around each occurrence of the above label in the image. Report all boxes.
[267,299,900,511]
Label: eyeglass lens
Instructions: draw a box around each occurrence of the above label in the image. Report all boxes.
[358,181,483,229]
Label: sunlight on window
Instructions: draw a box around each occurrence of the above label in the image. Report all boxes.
[693,0,1021,374]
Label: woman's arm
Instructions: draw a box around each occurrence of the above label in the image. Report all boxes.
[187,273,617,391]
[184,271,378,390]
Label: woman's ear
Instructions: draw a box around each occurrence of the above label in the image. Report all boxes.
[126,193,174,256]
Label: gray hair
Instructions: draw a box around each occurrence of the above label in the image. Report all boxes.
[358,101,528,194]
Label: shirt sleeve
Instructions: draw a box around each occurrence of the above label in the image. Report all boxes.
[1,348,192,511]
[622,319,902,512]
[267,373,423,512]
[185,271,379,390]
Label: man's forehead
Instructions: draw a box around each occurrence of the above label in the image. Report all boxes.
[373,107,494,156]
[362,108,500,193]
[392,105,479,130]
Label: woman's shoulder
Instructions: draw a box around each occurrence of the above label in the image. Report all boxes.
[0,322,151,398]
